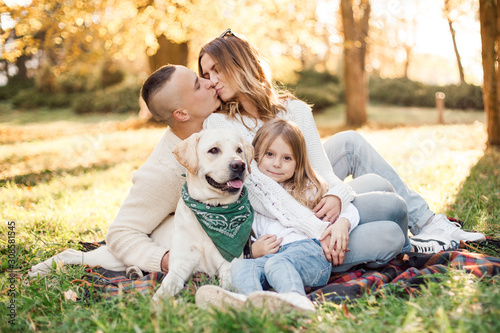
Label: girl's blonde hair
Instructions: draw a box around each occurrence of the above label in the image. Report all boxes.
[198,32,294,124]
[252,119,328,209]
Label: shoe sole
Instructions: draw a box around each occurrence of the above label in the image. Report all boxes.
[246,291,313,314]
[195,285,245,311]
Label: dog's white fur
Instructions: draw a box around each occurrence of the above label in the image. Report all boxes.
[153,129,253,300]
[29,129,253,300]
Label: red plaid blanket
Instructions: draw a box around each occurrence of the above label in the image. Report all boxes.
[72,266,166,300]
[72,249,500,302]
[308,250,500,303]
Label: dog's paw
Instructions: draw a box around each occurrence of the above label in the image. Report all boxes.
[152,288,165,302]
[126,266,144,279]
[28,263,53,278]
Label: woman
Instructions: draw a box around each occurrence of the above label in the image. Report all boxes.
[198,29,411,271]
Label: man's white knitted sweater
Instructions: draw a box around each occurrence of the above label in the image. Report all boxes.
[105,128,185,273]
[204,99,355,239]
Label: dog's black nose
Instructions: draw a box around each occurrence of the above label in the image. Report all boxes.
[230,160,246,173]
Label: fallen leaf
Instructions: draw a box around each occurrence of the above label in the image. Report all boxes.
[64,289,78,302]
[342,303,357,320]
[56,261,65,271]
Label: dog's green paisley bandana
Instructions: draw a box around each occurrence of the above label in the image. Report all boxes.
[181,182,254,261]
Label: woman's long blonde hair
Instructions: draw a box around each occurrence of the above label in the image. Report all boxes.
[252,119,327,209]
[198,32,294,123]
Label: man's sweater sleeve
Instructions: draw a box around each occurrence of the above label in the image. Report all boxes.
[105,164,183,273]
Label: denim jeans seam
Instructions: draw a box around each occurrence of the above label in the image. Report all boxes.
[329,150,351,179]
[311,262,332,286]
[350,151,370,178]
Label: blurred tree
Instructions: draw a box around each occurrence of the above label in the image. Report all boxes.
[369,1,419,80]
[148,35,188,71]
[1,0,331,80]
[1,0,343,110]
[444,0,468,84]
[0,0,195,88]
[479,0,500,148]
[133,0,195,71]
[1,0,117,91]
[400,17,416,80]
[340,0,370,126]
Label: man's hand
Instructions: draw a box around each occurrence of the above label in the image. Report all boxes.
[319,218,350,266]
[251,234,282,258]
[313,195,342,223]
[161,251,169,272]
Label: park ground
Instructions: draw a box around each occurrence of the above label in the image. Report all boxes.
[0,103,499,332]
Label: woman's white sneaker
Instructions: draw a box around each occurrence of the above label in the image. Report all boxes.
[419,214,486,243]
[410,234,453,253]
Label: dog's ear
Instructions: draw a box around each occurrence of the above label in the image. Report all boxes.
[173,132,201,174]
[242,140,254,174]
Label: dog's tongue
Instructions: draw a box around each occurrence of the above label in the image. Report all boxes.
[227,179,243,189]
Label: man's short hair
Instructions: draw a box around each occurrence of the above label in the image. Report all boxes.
[141,65,176,123]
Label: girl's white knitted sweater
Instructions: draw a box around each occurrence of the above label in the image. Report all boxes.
[204,99,355,239]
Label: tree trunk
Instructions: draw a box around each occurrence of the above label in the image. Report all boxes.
[479,0,500,148]
[340,0,370,127]
[403,45,411,79]
[148,35,189,73]
[14,54,29,80]
[448,18,466,84]
[140,35,189,121]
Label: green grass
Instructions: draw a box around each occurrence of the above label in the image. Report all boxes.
[1,104,499,332]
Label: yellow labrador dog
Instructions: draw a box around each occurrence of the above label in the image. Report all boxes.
[153,129,254,300]
[29,129,252,285]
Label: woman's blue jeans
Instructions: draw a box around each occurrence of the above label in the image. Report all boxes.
[324,130,435,235]
[328,173,411,272]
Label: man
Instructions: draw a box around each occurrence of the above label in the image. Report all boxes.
[105,65,221,272]
[29,65,219,276]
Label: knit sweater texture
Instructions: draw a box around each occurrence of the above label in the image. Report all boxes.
[203,99,355,239]
[105,128,184,273]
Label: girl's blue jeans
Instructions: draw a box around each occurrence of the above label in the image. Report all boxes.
[231,239,331,296]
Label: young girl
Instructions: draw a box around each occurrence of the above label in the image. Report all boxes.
[229,119,360,311]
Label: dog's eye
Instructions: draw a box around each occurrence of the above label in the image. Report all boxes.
[208,147,220,154]
[236,147,242,154]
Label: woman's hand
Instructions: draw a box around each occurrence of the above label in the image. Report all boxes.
[251,234,283,258]
[319,217,350,266]
[313,195,342,223]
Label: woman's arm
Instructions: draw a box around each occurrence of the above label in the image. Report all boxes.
[319,203,359,265]
[338,202,360,233]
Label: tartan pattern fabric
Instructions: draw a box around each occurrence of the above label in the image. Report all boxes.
[71,266,166,299]
[307,250,500,303]
[73,246,500,302]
